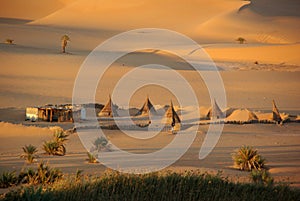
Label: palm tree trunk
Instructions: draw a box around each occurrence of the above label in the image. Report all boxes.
[62,40,67,53]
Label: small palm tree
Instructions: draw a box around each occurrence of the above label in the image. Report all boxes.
[5,39,14,44]
[232,146,265,171]
[236,37,246,44]
[54,130,68,155]
[21,144,38,163]
[0,171,17,188]
[61,34,70,53]
[43,141,59,155]
[87,152,98,163]
[251,169,273,186]
[93,136,110,151]
[43,129,69,156]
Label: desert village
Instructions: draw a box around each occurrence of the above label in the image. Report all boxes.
[25,95,298,132]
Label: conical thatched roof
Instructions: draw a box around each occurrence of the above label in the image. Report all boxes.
[206,99,224,120]
[135,96,157,116]
[165,101,181,126]
[272,100,282,123]
[98,95,118,117]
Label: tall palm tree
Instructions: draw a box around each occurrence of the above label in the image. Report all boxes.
[61,34,70,53]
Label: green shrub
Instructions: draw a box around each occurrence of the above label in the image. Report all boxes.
[251,169,274,186]
[18,162,62,185]
[0,171,17,188]
[232,145,265,171]
[20,144,38,163]
[93,136,110,151]
[43,129,68,156]
[87,152,98,163]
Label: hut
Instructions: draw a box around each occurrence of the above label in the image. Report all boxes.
[164,101,181,133]
[272,100,282,123]
[36,105,73,122]
[98,95,118,117]
[135,96,157,116]
[25,107,39,121]
[25,104,73,122]
[206,99,224,120]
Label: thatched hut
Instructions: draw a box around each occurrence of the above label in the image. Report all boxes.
[206,99,224,120]
[272,100,282,123]
[135,96,157,116]
[98,95,118,117]
[164,101,181,133]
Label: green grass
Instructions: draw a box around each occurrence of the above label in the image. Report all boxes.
[2,171,299,201]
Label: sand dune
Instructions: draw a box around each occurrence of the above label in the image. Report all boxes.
[30,0,244,34]
[195,0,300,44]
[0,122,52,155]
[241,0,300,17]
[27,0,300,45]
[205,44,300,66]
[0,0,74,20]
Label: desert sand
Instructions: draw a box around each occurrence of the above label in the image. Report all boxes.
[0,0,299,190]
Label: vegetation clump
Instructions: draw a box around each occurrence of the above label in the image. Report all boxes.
[2,171,300,201]
[18,162,62,185]
[232,145,265,171]
[92,136,111,152]
[251,169,274,186]
[20,144,38,163]
[5,39,14,44]
[87,152,98,163]
[236,37,246,44]
[61,34,70,53]
[0,162,61,189]
[0,172,17,188]
[43,128,69,156]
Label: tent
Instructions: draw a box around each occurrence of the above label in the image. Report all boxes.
[135,96,157,116]
[206,99,224,120]
[272,100,282,123]
[98,95,118,117]
[164,101,181,132]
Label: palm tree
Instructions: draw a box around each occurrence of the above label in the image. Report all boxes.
[61,34,70,53]
[232,146,265,171]
[5,39,14,45]
[87,152,98,163]
[43,129,69,156]
[236,37,246,44]
[21,144,38,163]
[93,136,110,151]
